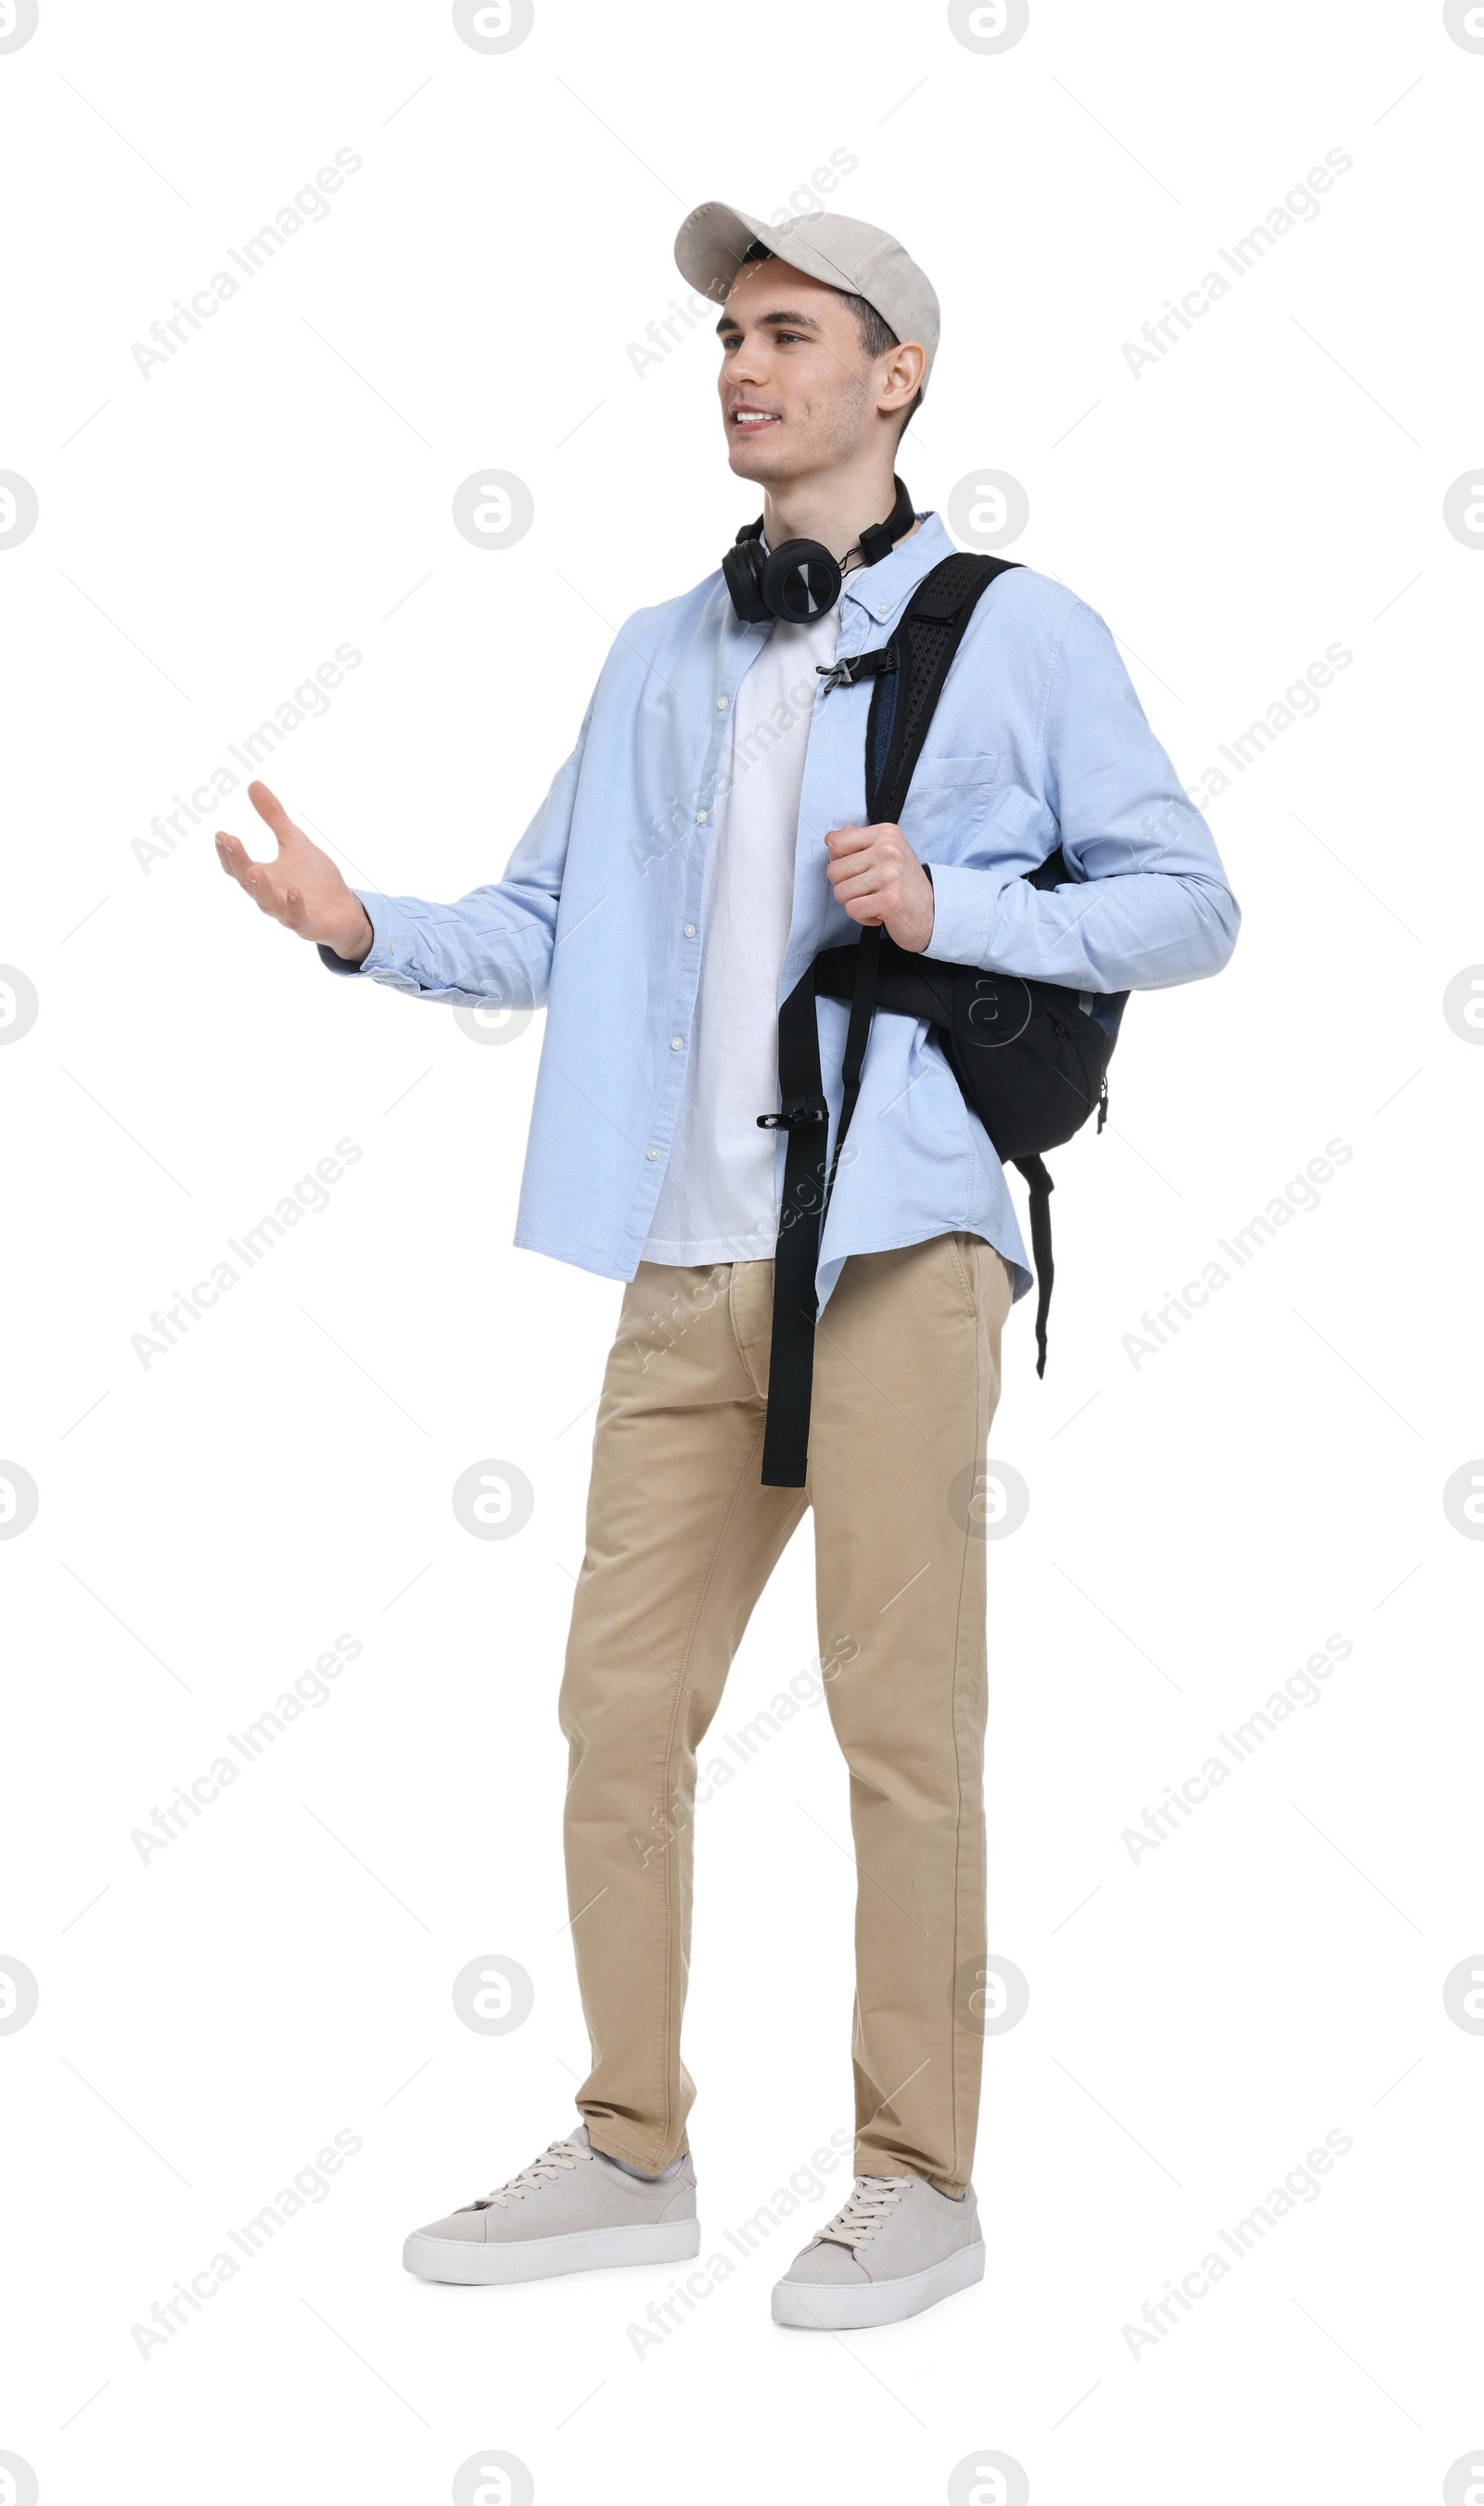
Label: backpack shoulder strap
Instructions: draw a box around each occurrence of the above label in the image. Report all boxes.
[865,551,1020,827]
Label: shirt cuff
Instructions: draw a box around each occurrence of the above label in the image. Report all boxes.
[316,892,403,978]
[923,861,1003,968]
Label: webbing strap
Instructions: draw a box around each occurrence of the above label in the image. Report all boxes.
[759,968,831,1486]
[825,920,880,1213]
[1013,1155,1055,1377]
[758,923,883,1486]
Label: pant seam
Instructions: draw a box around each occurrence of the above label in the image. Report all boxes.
[651,1389,774,2158]
[944,1239,990,2195]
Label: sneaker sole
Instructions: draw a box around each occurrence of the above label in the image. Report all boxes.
[403,2216,701,2286]
[772,2235,985,2329]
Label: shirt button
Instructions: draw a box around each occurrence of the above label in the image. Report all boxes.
[716,697,729,710]
[670,1035,684,1050]
[876,602,889,617]
[684,922,697,937]
[646,1146,659,1160]
[696,808,709,824]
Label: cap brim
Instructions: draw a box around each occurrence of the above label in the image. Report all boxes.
[673,200,776,304]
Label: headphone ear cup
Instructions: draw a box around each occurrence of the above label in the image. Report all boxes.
[723,539,772,623]
[762,539,842,624]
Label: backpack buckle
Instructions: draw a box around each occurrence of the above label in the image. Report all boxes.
[757,1097,827,1131]
[815,643,898,696]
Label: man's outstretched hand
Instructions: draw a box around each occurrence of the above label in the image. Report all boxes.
[215,782,374,964]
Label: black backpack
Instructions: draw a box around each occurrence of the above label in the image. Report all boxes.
[757,550,1128,1487]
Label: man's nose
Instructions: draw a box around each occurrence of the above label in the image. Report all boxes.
[723,338,771,389]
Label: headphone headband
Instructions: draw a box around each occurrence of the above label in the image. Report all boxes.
[855,473,917,569]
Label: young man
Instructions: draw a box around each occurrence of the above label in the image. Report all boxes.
[216,202,1239,2330]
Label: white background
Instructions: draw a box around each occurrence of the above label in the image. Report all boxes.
[2,2,1481,2500]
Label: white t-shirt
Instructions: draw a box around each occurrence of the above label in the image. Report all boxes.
[642,596,841,1264]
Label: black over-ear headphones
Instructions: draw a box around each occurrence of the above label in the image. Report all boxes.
[723,474,916,625]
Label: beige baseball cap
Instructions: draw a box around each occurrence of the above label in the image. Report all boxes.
[673,200,940,399]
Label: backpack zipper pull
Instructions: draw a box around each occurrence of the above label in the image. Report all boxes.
[1097,1074,1108,1133]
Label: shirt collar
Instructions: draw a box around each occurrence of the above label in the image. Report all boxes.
[838,507,954,627]
[752,507,954,630]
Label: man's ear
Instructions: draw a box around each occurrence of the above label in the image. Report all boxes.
[879,339,926,416]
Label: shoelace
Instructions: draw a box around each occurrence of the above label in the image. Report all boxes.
[473,2136,585,2210]
[816,2175,907,2249]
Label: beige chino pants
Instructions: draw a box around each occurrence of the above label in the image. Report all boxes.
[557,1228,1016,2197]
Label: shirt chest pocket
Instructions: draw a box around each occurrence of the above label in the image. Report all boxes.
[897,752,1001,852]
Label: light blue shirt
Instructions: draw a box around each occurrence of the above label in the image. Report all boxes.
[325,509,1239,1313]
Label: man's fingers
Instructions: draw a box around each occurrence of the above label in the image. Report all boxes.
[214,831,261,889]
[247,779,301,854]
[834,871,881,898]
[824,823,875,856]
[245,871,288,921]
[828,853,885,895]
[215,830,274,900]
[215,831,292,922]
[217,818,320,935]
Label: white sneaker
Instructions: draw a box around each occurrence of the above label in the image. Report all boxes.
[772,2173,985,2328]
[403,2127,699,2286]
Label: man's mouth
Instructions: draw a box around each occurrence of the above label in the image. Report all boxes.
[730,406,781,431]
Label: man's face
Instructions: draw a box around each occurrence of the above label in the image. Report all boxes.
[714,259,884,483]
